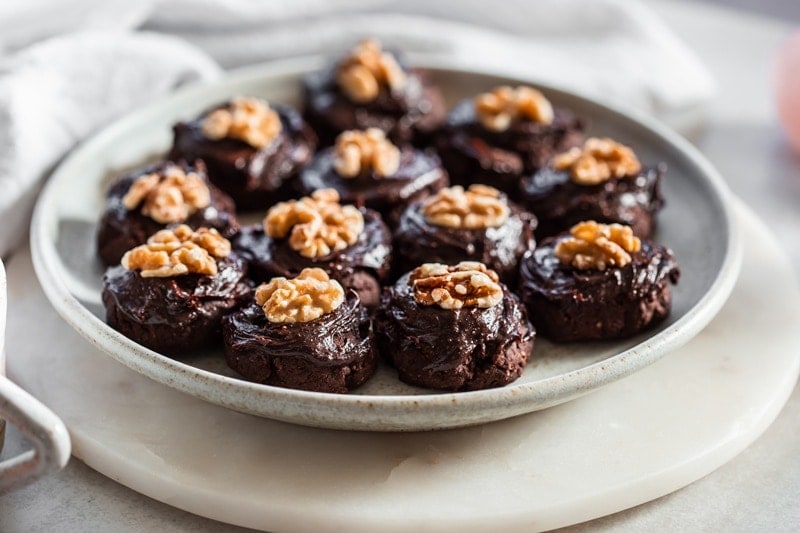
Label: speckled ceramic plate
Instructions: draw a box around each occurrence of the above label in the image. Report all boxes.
[30,58,741,431]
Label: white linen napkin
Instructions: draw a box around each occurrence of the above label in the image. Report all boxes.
[0,0,715,257]
[0,30,221,257]
[146,0,713,114]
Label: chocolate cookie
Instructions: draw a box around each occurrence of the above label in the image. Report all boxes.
[302,38,445,147]
[375,262,534,391]
[96,161,239,265]
[392,185,536,283]
[169,97,317,211]
[102,226,251,355]
[223,269,376,393]
[233,189,392,308]
[520,137,665,238]
[518,221,680,341]
[298,128,448,226]
[436,86,585,198]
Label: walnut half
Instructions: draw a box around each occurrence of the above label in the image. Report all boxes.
[421,184,509,230]
[264,189,364,259]
[121,225,231,278]
[554,220,641,271]
[474,85,554,132]
[333,128,400,178]
[121,165,211,224]
[201,96,282,149]
[337,38,407,103]
[410,261,503,310]
[552,137,642,186]
[255,268,345,323]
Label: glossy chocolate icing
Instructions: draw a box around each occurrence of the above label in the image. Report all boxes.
[298,146,448,226]
[392,199,537,284]
[436,99,585,198]
[233,208,392,308]
[102,254,252,355]
[518,236,680,342]
[302,62,446,147]
[375,273,535,391]
[222,293,376,393]
[169,103,317,211]
[520,164,666,239]
[96,161,239,266]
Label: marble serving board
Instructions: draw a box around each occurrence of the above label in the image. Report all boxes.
[5,201,799,532]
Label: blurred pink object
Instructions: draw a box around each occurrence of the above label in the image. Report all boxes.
[774,29,800,152]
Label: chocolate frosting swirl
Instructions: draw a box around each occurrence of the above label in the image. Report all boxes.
[520,164,666,239]
[375,273,534,391]
[233,208,392,307]
[518,236,680,341]
[223,294,376,393]
[436,98,585,197]
[302,59,445,147]
[392,198,536,283]
[169,103,317,210]
[298,146,448,225]
[102,254,252,355]
[96,161,239,266]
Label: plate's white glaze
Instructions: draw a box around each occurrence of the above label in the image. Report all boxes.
[30,58,741,431]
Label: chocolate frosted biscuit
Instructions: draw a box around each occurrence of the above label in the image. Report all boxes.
[103,226,251,355]
[233,189,392,308]
[436,86,585,198]
[392,185,536,284]
[376,262,535,391]
[298,128,448,226]
[520,137,665,239]
[302,38,445,147]
[169,97,316,210]
[223,269,376,393]
[97,161,239,265]
[518,221,680,342]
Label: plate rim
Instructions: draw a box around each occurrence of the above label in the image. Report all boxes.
[29,56,743,431]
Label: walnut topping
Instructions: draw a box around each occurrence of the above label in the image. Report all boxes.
[121,165,211,224]
[421,184,509,229]
[333,128,401,178]
[554,220,641,271]
[552,137,642,185]
[121,225,231,278]
[255,268,345,323]
[409,261,503,310]
[337,38,407,103]
[264,189,364,259]
[474,85,554,132]
[201,97,282,149]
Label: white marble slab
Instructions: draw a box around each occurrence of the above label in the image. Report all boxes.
[2,201,798,532]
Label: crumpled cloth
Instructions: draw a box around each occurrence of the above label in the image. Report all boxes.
[0,0,715,257]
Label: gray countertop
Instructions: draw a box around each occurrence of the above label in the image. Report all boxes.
[2,1,799,531]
